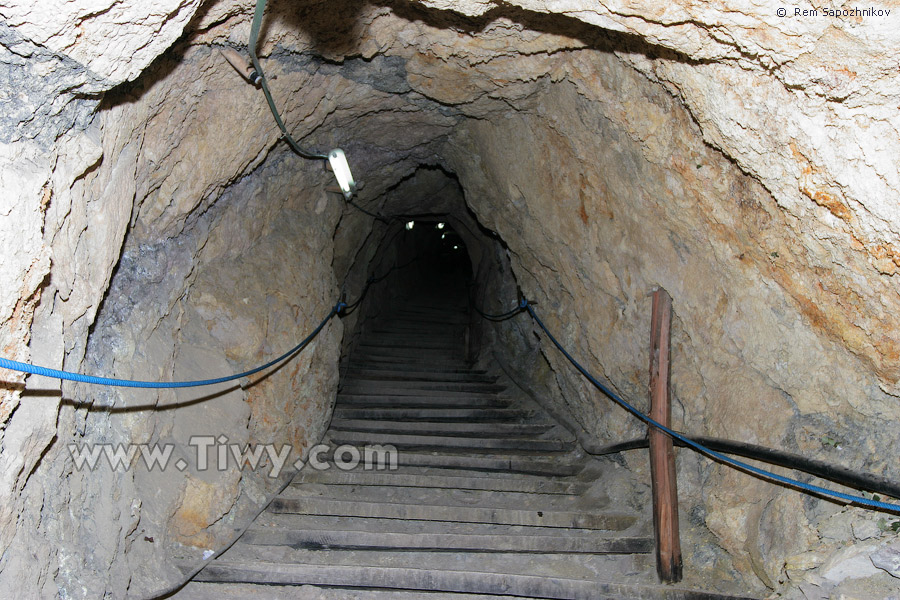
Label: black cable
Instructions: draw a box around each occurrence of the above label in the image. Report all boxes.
[346,197,391,223]
[475,299,900,511]
[248,0,327,160]
[587,435,900,501]
[472,304,526,321]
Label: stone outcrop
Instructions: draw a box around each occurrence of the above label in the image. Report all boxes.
[0,0,897,597]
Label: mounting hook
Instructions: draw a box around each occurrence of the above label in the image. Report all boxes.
[219,47,261,86]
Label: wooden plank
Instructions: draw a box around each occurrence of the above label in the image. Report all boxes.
[329,419,552,437]
[332,407,533,421]
[648,287,683,583]
[335,395,512,408]
[191,559,759,599]
[344,369,498,383]
[242,527,653,554]
[270,497,636,530]
[192,560,617,599]
[326,430,572,452]
[369,452,583,476]
[339,381,507,393]
[294,470,588,494]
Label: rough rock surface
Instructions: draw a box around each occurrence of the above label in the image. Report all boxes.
[0,0,202,86]
[0,0,898,598]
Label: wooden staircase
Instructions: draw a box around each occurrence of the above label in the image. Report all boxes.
[175,293,755,599]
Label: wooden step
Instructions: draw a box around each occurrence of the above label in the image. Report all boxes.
[329,419,553,437]
[339,381,507,394]
[344,369,498,383]
[383,317,467,326]
[335,395,513,409]
[332,407,534,422]
[305,448,582,476]
[175,582,549,600]
[215,545,650,581]
[349,356,466,365]
[348,362,489,375]
[359,341,462,351]
[190,558,754,600]
[271,497,628,529]
[279,482,597,513]
[327,430,573,452]
[363,332,465,341]
[369,327,462,336]
[387,451,583,475]
[354,344,463,354]
[349,355,471,367]
[244,515,652,554]
[193,545,749,599]
[294,469,588,494]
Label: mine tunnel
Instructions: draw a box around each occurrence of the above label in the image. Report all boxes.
[1,1,900,599]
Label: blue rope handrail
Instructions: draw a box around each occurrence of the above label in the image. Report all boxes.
[0,302,345,389]
[5,284,899,513]
[478,298,900,514]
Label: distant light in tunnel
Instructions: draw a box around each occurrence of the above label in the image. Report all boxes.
[327,149,356,199]
[436,222,445,230]
[441,233,446,239]
[453,245,459,250]
[405,221,415,231]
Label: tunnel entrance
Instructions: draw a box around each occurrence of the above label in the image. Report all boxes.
[391,219,474,308]
[176,202,753,598]
[180,238,667,598]
[332,167,513,377]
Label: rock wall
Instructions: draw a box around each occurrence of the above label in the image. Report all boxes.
[0,38,354,595]
[1,0,898,598]
[0,3,462,595]
[424,11,900,598]
[442,69,900,594]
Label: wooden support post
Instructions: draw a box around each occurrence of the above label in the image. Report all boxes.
[649,287,683,583]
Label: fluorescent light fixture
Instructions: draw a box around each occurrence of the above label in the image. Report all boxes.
[405,221,415,231]
[436,222,445,230]
[328,149,356,199]
[441,233,446,239]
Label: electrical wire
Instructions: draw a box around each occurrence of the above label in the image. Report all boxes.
[474,298,900,514]
[521,301,900,513]
[248,0,327,160]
